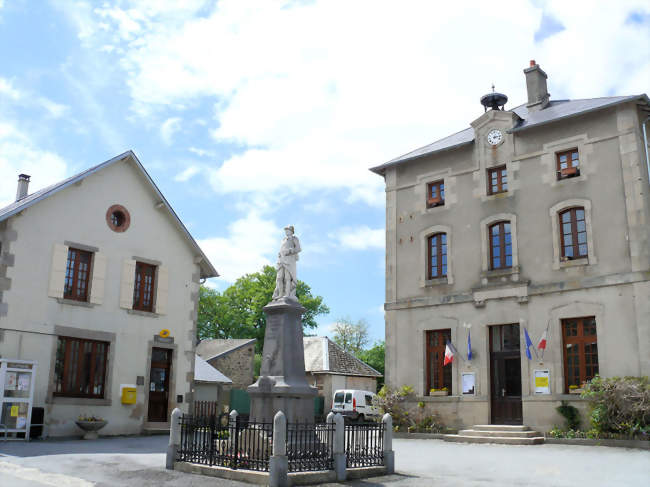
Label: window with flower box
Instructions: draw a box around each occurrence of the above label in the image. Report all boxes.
[562,317,598,392]
[556,148,580,180]
[426,180,445,208]
[426,329,452,395]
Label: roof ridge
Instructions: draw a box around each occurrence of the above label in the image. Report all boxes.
[326,337,382,376]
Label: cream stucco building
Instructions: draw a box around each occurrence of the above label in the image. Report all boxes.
[0,151,217,437]
[371,62,650,431]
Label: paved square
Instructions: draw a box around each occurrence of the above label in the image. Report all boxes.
[0,436,647,486]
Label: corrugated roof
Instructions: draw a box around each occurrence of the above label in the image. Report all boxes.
[194,354,232,383]
[370,94,648,174]
[304,337,382,377]
[0,150,218,278]
[197,338,257,361]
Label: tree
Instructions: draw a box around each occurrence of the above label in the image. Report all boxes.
[331,317,369,356]
[357,341,385,388]
[197,265,329,351]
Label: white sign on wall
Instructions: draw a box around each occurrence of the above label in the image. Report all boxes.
[534,369,550,394]
[462,372,476,395]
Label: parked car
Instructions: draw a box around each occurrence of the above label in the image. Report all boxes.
[331,389,380,422]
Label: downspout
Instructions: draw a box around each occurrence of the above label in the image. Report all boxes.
[641,116,650,184]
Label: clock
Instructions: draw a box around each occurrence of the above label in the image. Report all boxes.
[487,129,503,146]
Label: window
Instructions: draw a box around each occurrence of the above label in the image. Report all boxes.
[562,317,598,391]
[106,204,131,233]
[64,248,92,301]
[489,221,512,269]
[426,330,452,395]
[556,148,580,179]
[487,165,507,195]
[426,180,445,208]
[133,262,156,312]
[427,233,447,279]
[559,207,587,260]
[54,336,109,398]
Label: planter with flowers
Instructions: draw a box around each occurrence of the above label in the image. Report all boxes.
[75,415,107,440]
[429,387,449,397]
[568,385,584,395]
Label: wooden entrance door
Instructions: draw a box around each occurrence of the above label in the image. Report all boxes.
[489,324,522,425]
[148,348,172,422]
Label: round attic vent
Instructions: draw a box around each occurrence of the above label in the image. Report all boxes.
[106,204,131,233]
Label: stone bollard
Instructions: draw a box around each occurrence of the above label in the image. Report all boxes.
[382,413,394,474]
[269,411,288,487]
[330,412,346,481]
[166,408,182,470]
[229,409,238,426]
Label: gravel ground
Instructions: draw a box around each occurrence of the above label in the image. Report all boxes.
[0,434,648,486]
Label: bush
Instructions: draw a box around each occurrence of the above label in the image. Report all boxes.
[373,385,416,427]
[583,375,650,436]
[556,400,581,430]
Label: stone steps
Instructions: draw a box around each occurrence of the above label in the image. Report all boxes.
[443,424,544,445]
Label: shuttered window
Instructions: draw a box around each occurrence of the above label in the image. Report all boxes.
[133,262,156,312]
[54,337,109,398]
[64,248,92,301]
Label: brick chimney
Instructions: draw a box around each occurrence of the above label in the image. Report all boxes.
[524,60,550,112]
[16,174,30,201]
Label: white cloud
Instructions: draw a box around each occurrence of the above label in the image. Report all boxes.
[0,122,67,208]
[60,1,650,208]
[0,77,69,118]
[332,226,385,251]
[0,78,21,100]
[160,117,182,145]
[174,165,200,182]
[197,211,280,282]
[189,147,215,157]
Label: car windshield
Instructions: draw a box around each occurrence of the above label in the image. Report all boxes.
[344,393,352,404]
[334,392,344,403]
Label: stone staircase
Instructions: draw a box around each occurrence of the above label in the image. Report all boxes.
[444,424,544,445]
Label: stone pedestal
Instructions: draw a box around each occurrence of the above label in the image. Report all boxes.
[248,297,317,424]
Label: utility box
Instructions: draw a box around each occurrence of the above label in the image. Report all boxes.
[121,387,137,404]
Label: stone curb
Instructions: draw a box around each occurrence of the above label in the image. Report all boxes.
[544,437,649,450]
[394,432,447,440]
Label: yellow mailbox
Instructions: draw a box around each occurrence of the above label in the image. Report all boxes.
[121,387,137,405]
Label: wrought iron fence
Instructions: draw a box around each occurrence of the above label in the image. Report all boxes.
[287,421,335,472]
[178,414,273,471]
[345,422,385,468]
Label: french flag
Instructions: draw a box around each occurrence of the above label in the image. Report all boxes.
[538,329,548,351]
[444,341,457,366]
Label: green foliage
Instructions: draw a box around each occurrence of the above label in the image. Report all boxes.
[373,385,415,427]
[556,400,581,430]
[583,375,650,436]
[197,265,329,351]
[253,353,262,379]
[357,341,385,388]
[331,317,369,356]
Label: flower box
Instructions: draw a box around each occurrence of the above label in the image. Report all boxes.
[568,388,584,395]
[560,166,579,177]
[75,420,107,440]
[427,196,443,207]
[429,390,448,397]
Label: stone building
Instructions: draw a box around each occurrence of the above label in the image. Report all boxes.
[304,337,382,414]
[0,151,218,437]
[196,338,256,407]
[370,61,650,431]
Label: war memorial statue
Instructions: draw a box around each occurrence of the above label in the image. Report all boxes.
[248,226,317,424]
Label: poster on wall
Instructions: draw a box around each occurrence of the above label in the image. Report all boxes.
[17,373,31,391]
[462,372,476,395]
[4,372,17,390]
[534,369,550,394]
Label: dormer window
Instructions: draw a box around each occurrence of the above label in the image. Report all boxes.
[427,180,445,208]
[557,149,580,180]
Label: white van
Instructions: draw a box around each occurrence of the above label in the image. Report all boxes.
[331,389,380,422]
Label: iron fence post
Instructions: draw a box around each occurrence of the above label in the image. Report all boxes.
[166,408,182,470]
[269,411,288,487]
[382,413,394,474]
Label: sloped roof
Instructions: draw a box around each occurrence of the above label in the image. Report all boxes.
[196,338,257,361]
[370,94,649,174]
[0,150,218,278]
[194,354,232,383]
[303,337,382,377]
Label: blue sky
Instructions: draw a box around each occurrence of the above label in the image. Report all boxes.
[0,0,648,343]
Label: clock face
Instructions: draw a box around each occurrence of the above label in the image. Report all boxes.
[487,129,503,146]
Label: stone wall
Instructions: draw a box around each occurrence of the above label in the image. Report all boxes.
[208,344,255,390]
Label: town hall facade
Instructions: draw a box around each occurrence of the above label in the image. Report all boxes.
[371,62,650,431]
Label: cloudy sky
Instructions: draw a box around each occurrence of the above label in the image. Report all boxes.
[0,0,648,342]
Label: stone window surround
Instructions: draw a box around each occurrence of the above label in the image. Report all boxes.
[475,159,520,202]
[540,134,592,187]
[46,325,116,406]
[143,338,178,425]
[479,213,519,274]
[549,199,597,270]
[420,224,453,286]
[545,302,605,396]
[415,169,457,214]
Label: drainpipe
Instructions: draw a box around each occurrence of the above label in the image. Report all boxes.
[641,116,650,184]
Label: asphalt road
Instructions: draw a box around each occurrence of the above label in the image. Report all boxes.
[0,435,648,486]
